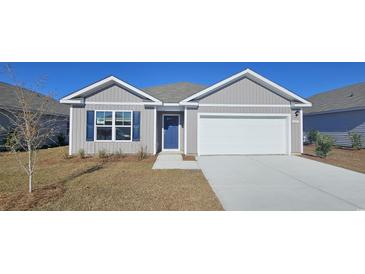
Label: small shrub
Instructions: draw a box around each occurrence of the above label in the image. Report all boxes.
[62,148,71,159]
[114,148,125,159]
[98,149,108,159]
[348,132,362,150]
[137,146,147,161]
[308,129,320,144]
[4,130,19,151]
[57,133,66,146]
[78,148,86,159]
[315,134,334,158]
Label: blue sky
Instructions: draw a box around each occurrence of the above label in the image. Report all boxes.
[0,62,365,100]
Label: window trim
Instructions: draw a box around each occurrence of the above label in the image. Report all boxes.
[115,111,133,142]
[94,110,133,143]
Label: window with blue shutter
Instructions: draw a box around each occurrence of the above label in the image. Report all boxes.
[132,111,140,141]
[86,111,94,141]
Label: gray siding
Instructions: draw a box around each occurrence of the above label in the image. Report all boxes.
[198,77,290,105]
[304,109,365,148]
[71,104,154,155]
[186,108,198,154]
[85,84,144,103]
[156,111,184,153]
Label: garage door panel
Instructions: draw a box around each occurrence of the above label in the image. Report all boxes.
[199,115,288,155]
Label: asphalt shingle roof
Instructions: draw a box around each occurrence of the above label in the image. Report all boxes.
[0,82,69,116]
[305,82,365,114]
[143,82,206,103]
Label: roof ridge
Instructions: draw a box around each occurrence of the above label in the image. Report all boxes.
[143,81,206,90]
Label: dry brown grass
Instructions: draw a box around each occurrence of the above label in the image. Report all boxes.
[301,144,365,174]
[0,147,222,211]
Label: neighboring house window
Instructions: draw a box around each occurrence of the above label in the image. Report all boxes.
[95,111,113,140]
[115,111,132,141]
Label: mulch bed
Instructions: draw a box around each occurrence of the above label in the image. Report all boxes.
[301,144,365,174]
[182,155,196,161]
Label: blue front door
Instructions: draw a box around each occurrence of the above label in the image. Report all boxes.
[163,115,179,150]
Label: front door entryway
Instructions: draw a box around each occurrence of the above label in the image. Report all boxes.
[162,114,179,151]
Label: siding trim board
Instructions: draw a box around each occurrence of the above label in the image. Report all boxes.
[69,106,73,155]
[153,107,157,155]
[86,101,161,106]
[199,104,291,108]
[184,107,187,154]
[300,109,303,153]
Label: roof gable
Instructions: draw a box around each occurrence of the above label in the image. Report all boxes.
[180,69,311,107]
[60,76,161,104]
[198,77,290,105]
[85,84,146,103]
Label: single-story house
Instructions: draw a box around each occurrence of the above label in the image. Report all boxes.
[304,82,365,147]
[60,69,311,156]
[0,81,70,148]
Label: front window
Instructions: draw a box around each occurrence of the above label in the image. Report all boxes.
[115,111,132,141]
[94,111,132,141]
[95,111,112,140]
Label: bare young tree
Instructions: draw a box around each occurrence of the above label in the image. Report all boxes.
[1,65,61,193]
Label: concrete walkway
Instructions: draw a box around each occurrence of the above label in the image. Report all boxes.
[152,153,200,170]
[198,155,365,210]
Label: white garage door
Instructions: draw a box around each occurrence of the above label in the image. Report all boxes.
[198,114,290,155]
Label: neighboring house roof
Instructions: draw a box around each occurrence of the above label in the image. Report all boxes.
[181,69,312,107]
[143,82,207,103]
[0,81,69,116]
[305,82,365,115]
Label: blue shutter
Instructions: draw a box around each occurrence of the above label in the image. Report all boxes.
[132,111,140,141]
[86,111,94,141]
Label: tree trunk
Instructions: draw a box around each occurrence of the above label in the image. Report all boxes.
[29,173,32,193]
[28,148,32,193]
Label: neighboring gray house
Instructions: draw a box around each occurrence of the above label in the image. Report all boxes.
[60,69,311,156]
[0,82,70,147]
[304,82,365,147]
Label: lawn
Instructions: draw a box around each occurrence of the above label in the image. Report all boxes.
[0,147,223,211]
[302,144,365,174]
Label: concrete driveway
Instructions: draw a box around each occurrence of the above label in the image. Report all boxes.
[197,155,365,210]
